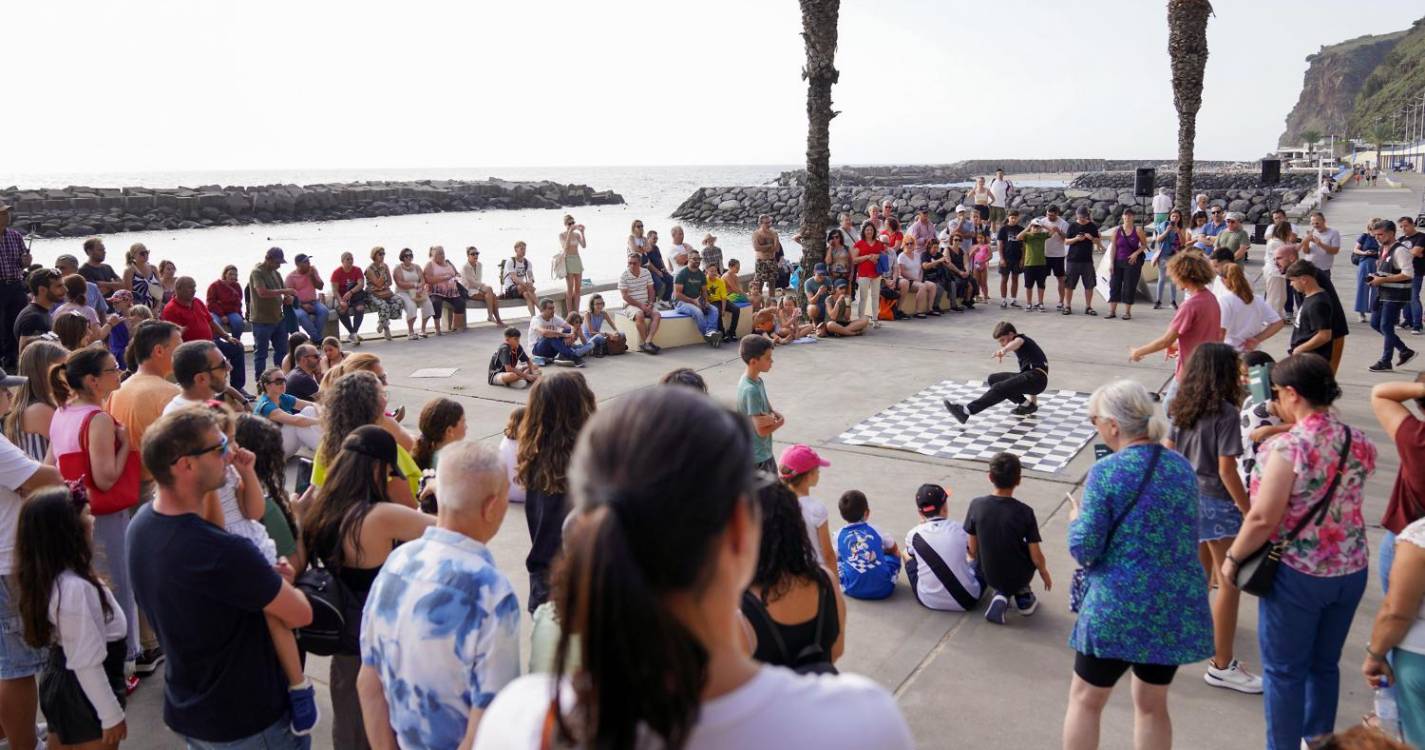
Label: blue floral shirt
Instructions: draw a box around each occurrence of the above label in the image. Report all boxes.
[361,527,522,750]
[1068,444,1212,665]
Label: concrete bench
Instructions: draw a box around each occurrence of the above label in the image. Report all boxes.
[626,301,754,349]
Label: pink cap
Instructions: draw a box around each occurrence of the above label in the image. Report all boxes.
[779,444,830,477]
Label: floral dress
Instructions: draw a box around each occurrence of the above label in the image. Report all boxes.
[1249,411,1376,577]
[1068,444,1213,664]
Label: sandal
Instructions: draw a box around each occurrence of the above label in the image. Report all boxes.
[1062,308,1072,315]
[1105,313,1117,319]
[1085,308,1098,316]
[1123,313,1132,321]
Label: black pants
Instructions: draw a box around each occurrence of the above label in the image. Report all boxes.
[722,302,741,336]
[524,488,568,613]
[1108,262,1142,304]
[0,281,27,370]
[967,369,1048,415]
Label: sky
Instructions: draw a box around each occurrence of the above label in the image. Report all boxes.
[7,0,1423,174]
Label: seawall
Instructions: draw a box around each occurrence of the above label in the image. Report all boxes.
[1,179,625,238]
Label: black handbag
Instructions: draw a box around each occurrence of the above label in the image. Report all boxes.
[1070,445,1163,613]
[1235,430,1352,597]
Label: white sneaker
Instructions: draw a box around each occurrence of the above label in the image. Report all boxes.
[1000,299,1008,309]
[1204,659,1264,694]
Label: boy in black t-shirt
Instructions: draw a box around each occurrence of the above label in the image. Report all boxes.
[995,211,1025,309]
[963,452,1052,625]
[489,327,541,387]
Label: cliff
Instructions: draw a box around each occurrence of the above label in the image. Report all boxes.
[1350,16,1425,134]
[1278,29,1407,146]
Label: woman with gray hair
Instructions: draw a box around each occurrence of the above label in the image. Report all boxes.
[1063,379,1212,750]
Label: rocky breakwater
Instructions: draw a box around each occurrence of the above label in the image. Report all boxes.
[772,159,1248,187]
[673,180,1295,229]
[0,179,625,238]
[1070,170,1316,193]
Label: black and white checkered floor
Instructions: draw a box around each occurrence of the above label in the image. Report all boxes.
[836,379,1097,474]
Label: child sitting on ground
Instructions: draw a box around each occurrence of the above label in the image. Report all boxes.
[779,444,837,568]
[488,326,540,387]
[774,295,816,344]
[963,452,1052,625]
[835,490,901,600]
[751,306,777,340]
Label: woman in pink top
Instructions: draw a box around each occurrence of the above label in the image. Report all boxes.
[49,348,140,669]
[423,246,466,336]
[1127,253,1221,404]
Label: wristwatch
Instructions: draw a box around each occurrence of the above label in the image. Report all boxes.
[1366,644,1387,661]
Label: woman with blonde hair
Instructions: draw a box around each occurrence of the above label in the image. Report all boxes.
[393,248,433,340]
[318,353,413,450]
[422,245,466,336]
[363,246,405,341]
[156,260,177,308]
[3,340,67,461]
[120,243,160,308]
[1218,262,1284,352]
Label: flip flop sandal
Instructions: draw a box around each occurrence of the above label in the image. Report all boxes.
[1123,313,1132,321]
[1085,308,1098,316]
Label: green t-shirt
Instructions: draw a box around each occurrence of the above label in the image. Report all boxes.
[1215,229,1250,254]
[737,373,773,463]
[675,267,707,299]
[1022,231,1049,267]
[261,497,298,559]
[248,265,284,324]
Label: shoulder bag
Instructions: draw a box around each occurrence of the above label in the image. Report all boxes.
[56,410,142,516]
[294,557,364,656]
[1234,430,1352,597]
[1069,444,1163,613]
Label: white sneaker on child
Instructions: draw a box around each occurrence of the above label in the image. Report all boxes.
[1204,659,1264,694]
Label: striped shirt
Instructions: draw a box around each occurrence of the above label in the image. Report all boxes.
[0,228,26,283]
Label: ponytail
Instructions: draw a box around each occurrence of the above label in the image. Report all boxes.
[51,348,112,405]
[48,362,73,406]
[1222,263,1254,304]
[552,508,705,749]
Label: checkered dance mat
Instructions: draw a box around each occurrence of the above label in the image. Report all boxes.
[835,379,1096,474]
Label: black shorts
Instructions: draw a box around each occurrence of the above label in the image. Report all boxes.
[500,286,524,300]
[1024,265,1048,289]
[974,205,990,220]
[999,253,1023,276]
[1046,256,1066,278]
[1065,261,1096,290]
[1074,652,1179,689]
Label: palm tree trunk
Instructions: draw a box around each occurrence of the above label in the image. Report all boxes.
[1167,0,1213,213]
[798,0,840,296]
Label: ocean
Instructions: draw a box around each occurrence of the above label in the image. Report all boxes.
[18,165,790,326]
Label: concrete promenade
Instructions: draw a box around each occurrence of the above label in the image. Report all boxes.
[111,174,1422,749]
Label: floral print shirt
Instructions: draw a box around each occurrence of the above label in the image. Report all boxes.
[1068,444,1213,664]
[361,527,522,750]
[1250,411,1376,578]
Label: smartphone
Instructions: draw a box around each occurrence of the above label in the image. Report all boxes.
[1248,362,1273,404]
[1093,443,1113,461]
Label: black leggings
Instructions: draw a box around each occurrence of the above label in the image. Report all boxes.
[524,489,568,613]
[722,302,741,336]
[1108,262,1142,304]
[1074,651,1179,688]
[967,369,1047,415]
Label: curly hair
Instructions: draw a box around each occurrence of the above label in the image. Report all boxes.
[235,414,295,540]
[317,370,384,464]
[750,482,824,604]
[1169,342,1245,430]
[320,351,381,391]
[516,371,596,495]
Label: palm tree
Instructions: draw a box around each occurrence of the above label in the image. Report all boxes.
[1368,121,1393,171]
[1299,128,1323,154]
[1167,0,1213,213]
[797,0,840,289]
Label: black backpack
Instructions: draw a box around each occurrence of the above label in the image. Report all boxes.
[294,558,364,656]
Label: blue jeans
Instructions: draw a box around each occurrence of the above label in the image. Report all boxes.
[1154,257,1178,306]
[251,322,288,376]
[1394,648,1425,747]
[1381,529,1397,593]
[184,713,310,750]
[1354,257,1379,314]
[0,576,46,679]
[1409,275,1423,330]
[652,273,672,302]
[1371,300,1413,364]
[292,300,329,342]
[571,334,604,358]
[675,301,720,335]
[1258,565,1367,750]
[532,335,579,362]
[211,311,246,337]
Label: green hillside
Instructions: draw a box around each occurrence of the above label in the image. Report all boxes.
[1350,16,1425,134]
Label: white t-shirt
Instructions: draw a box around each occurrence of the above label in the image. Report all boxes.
[619,268,653,308]
[1262,239,1286,279]
[799,496,830,566]
[903,516,982,612]
[497,436,525,504]
[527,313,567,350]
[162,394,208,415]
[1304,227,1342,271]
[1042,217,1070,258]
[989,178,1011,207]
[461,260,484,289]
[474,666,913,750]
[1396,517,1425,655]
[1217,292,1282,350]
[895,251,923,283]
[0,435,41,576]
[1151,193,1173,214]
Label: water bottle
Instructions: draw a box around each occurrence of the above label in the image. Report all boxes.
[1375,678,1402,739]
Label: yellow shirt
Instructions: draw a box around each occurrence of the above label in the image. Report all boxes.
[707,276,728,303]
[311,444,422,498]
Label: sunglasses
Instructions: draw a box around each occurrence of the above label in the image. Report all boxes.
[265,377,287,385]
[172,434,229,464]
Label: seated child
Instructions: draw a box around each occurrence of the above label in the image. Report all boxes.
[722,259,748,304]
[774,296,815,344]
[835,490,901,600]
[751,306,777,340]
[963,452,1052,625]
[818,280,869,338]
[488,326,541,387]
[904,483,983,612]
[705,261,740,341]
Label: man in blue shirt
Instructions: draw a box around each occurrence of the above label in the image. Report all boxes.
[359,441,520,750]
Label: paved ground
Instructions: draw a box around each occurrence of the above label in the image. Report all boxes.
[105,173,1423,749]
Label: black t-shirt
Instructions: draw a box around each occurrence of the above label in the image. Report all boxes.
[13,303,51,342]
[996,224,1024,259]
[1290,291,1334,356]
[1402,231,1425,276]
[286,367,319,401]
[963,495,1042,594]
[489,342,530,375]
[1316,270,1350,338]
[79,263,119,287]
[1013,334,1048,372]
[127,506,286,742]
[1065,221,1100,263]
[921,249,948,283]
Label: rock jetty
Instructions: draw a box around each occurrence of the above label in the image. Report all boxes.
[1,179,625,238]
[771,159,1249,187]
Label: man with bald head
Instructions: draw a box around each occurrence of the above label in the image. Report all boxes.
[358,441,519,750]
[162,275,248,393]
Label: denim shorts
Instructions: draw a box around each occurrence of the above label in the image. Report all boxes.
[0,576,48,679]
[1198,494,1243,542]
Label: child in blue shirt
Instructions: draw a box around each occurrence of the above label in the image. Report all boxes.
[835,490,901,600]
